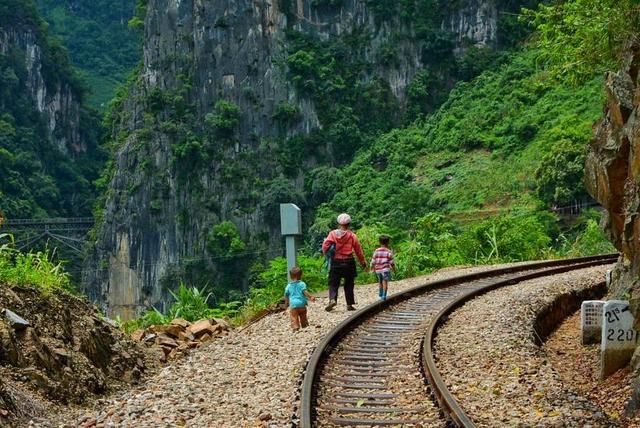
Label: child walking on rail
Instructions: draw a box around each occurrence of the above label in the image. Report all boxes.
[370,235,397,301]
[284,266,316,331]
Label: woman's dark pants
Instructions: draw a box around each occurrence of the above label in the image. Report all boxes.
[328,259,356,305]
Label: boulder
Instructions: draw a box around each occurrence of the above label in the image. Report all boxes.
[163,324,185,339]
[170,318,191,328]
[155,334,178,349]
[130,329,145,342]
[177,330,195,342]
[188,320,214,337]
[3,309,30,331]
[212,318,231,330]
[0,320,23,366]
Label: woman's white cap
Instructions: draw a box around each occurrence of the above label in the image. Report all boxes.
[337,213,352,225]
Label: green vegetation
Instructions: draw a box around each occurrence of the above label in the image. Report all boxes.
[0,234,73,294]
[527,0,640,84]
[121,282,242,332]
[0,0,104,219]
[35,0,141,108]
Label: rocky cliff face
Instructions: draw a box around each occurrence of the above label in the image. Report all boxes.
[86,0,520,318]
[0,4,102,219]
[0,28,83,155]
[585,46,640,306]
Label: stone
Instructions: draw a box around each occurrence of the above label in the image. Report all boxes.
[131,330,145,342]
[600,300,639,378]
[258,412,272,421]
[188,320,214,337]
[581,301,604,345]
[3,309,30,331]
[170,318,191,329]
[155,334,178,349]
[212,318,230,330]
[163,324,185,339]
[177,330,195,342]
[143,333,157,344]
[52,348,71,365]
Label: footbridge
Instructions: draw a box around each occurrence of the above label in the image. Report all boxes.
[0,217,95,254]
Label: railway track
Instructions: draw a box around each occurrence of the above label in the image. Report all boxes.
[299,254,618,428]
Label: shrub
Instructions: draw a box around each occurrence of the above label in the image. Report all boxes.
[205,221,246,259]
[566,219,617,256]
[237,256,324,322]
[206,100,242,138]
[166,282,214,321]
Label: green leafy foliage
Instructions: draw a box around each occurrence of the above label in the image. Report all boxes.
[0,234,72,294]
[122,282,242,332]
[206,221,247,260]
[526,0,640,84]
[237,256,324,322]
[0,0,104,218]
[206,100,242,139]
[35,0,141,108]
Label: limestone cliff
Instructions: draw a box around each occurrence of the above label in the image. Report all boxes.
[0,2,102,218]
[0,28,82,155]
[86,0,526,318]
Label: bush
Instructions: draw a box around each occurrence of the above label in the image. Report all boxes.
[205,221,246,259]
[122,282,242,332]
[166,282,214,321]
[566,219,617,256]
[206,100,242,138]
[237,256,324,322]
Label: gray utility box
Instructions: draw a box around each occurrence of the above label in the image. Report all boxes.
[280,204,302,236]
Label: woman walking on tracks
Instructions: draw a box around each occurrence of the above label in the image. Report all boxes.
[322,213,367,312]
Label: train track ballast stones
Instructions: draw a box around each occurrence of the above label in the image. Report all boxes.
[300,254,618,428]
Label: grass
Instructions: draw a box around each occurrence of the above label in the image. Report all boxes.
[0,233,73,294]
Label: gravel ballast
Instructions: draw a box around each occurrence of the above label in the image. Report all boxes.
[434,265,617,427]
[62,263,527,428]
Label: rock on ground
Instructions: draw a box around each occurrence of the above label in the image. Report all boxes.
[64,263,527,428]
[0,284,151,427]
[435,265,619,427]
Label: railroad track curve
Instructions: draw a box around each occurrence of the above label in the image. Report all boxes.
[299,254,618,428]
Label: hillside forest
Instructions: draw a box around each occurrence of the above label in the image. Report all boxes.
[0,0,618,328]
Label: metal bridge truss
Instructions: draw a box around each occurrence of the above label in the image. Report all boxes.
[0,218,95,254]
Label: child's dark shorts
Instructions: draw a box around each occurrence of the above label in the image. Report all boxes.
[376,270,392,283]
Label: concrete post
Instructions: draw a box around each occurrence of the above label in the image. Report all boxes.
[280,204,302,281]
[600,300,638,378]
[581,300,604,345]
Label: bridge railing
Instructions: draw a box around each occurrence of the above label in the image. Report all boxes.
[2,217,95,226]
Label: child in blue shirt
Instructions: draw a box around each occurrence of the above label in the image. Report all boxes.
[284,266,316,331]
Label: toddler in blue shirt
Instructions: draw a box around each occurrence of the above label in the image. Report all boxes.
[284,266,316,331]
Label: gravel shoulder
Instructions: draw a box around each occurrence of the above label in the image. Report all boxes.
[61,262,528,428]
[545,310,640,426]
[435,265,617,427]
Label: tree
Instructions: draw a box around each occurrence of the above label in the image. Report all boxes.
[527,0,640,83]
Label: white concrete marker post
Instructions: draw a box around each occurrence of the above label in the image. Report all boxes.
[280,203,302,281]
[581,301,604,345]
[601,300,639,378]
[606,269,613,288]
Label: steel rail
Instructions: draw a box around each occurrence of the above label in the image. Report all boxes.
[422,253,617,427]
[299,253,618,427]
